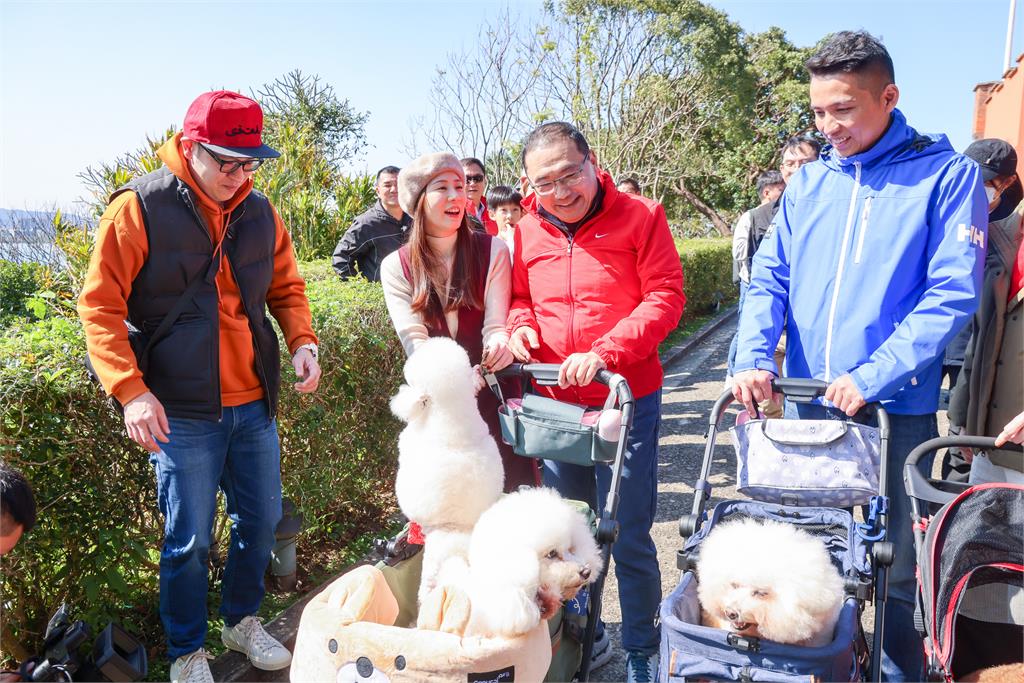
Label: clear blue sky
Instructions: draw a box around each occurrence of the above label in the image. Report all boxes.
[1,0,1020,211]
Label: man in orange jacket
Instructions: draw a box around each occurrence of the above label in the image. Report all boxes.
[78,91,321,683]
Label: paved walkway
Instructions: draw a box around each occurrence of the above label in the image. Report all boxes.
[591,320,738,682]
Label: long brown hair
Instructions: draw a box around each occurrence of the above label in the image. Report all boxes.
[407,192,484,329]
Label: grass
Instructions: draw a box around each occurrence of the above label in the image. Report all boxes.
[659,307,732,356]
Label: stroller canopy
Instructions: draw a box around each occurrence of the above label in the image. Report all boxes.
[918,483,1024,676]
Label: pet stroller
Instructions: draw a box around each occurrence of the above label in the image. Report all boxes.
[660,378,893,682]
[903,435,1024,682]
[492,362,635,682]
[291,363,634,683]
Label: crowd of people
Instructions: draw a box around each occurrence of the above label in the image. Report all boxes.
[1,26,1020,683]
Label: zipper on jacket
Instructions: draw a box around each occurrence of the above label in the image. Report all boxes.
[853,196,873,264]
[224,250,276,421]
[565,236,576,401]
[824,161,861,382]
[181,188,224,421]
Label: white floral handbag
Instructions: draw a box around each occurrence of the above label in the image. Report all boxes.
[730,418,881,507]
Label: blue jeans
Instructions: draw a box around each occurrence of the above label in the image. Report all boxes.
[542,389,662,655]
[727,282,748,375]
[784,401,937,682]
[149,400,283,659]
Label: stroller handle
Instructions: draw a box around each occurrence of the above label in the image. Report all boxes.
[904,435,1024,505]
[495,363,634,407]
[712,378,890,429]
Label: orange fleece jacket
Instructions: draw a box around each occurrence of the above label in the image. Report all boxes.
[77,133,317,408]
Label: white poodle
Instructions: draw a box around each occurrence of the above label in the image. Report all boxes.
[697,517,844,647]
[459,487,603,639]
[390,337,504,606]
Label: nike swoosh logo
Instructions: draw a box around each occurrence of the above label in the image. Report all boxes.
[595,233,608,238]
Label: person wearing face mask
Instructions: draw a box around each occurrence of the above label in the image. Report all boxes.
[946,138,1024,483]
[380,152,540,491]
[731,31,986,682]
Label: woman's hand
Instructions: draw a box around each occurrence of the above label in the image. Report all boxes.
[482,339,514,373]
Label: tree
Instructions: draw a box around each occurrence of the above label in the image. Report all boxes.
[407,6,555,183]
[409,0,815,235]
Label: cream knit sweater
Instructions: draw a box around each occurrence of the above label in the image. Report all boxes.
[380,232,511,357]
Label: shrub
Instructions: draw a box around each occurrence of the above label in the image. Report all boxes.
[677,236,737,318]
[0,261,45,323]
[0,264,403,666]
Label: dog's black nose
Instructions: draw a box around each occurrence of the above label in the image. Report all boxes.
[726,610,739,621]
[579,566,591,580]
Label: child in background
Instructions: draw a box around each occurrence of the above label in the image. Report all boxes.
[486,185,523,253]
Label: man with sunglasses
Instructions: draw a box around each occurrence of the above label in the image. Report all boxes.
[507,121,684,683]
[461,157,499,234]
[78,91,320,683]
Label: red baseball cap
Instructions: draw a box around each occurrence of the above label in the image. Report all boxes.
[183,90,280,159]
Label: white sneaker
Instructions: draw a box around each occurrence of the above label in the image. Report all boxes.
[589,629,613,671]
[221,615,292,671]
[170,649,213,683]
[625,651,659,683]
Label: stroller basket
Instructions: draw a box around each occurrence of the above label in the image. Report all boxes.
[731,417,881,507]
[490,365,628,467]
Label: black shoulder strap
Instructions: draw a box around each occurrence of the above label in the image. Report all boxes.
[136,251,220,375]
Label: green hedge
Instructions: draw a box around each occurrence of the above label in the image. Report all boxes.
[0,239,731,665]
[677,236,737,317]
[0,264,404,665]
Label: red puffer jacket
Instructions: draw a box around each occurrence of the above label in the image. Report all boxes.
[507,171,685,405]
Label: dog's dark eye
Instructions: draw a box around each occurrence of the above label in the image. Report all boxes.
[546,549,560,560]
[730,582,740,589]
[752,589,769,598]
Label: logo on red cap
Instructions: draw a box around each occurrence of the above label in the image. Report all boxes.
[183,91,278,158]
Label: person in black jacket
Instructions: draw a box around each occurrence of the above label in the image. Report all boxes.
[332,166,411,281]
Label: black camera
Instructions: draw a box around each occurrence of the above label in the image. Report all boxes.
[22,604,147,682]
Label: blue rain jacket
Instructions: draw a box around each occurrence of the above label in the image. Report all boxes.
[735,110,987,415]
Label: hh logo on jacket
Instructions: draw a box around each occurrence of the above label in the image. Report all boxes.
[957,223,986,249]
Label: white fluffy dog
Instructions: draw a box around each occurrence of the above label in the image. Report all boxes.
[459,487,603,639]
[390,337,504,606]
[697,518,844,647]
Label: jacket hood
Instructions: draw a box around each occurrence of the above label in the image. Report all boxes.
[157,132,252,214]
[820,109,954,172]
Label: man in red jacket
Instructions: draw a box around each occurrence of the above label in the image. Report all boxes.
[507,122,685,683]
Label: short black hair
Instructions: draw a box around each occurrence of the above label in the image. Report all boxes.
[756,170,785,196]
[460,157,487,175]
[0,461,36,534]
[376,166,400,182]
[617,177,641,193]
[486,185,523,208]
[805,31,895,88]
[520,122,591,171]
[781,136,821,158]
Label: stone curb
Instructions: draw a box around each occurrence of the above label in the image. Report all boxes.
[659,304,737,369]
[211,308,737,681]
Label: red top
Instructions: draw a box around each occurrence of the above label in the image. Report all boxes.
[1009,232,1023,303]
[507,171,685,405]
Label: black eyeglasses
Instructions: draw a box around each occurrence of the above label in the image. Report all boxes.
[465,174,486,184]
[199,143,265,174]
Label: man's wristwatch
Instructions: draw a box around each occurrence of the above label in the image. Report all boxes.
[295,343,318,361]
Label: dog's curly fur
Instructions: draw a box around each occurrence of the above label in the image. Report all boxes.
[460,487,603,639]
[390,338,504,606]
[697,518,844,647]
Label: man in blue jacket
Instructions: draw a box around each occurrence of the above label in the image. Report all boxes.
[732,31,986,681]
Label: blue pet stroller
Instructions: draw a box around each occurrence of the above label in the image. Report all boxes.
[660,379,893,682]
[904,436,1024,682]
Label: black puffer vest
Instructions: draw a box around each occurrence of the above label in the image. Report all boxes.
[114,167,281,421]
